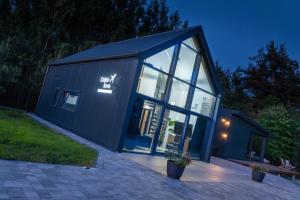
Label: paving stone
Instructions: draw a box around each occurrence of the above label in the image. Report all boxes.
[0,113,297,200]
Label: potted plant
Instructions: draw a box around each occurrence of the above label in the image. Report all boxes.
[165,150,191,179]
[251,164,267,183]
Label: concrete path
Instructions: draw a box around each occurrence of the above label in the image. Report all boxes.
[0,114,298,200]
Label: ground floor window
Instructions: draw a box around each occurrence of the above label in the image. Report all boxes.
[123,97,162,153]
[156,109,186,152]
[123,95,208,157]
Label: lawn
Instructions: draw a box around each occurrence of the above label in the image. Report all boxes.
[0,108,98,166]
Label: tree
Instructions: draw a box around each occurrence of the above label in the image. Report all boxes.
[215,63,251,113]
[0,0,187,110]
[244,41,300,110]
[257,105,296,163]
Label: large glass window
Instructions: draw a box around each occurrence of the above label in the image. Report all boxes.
[168,79,190,108]
[182,115,206,158]
[182,37,199,51]
[191,88,216,117]
[156,110,186,153]
[174,44,197,83]
[137,65,168,100]
[123,98,162,153]
[196,59,214,93]
[144,46,175,73]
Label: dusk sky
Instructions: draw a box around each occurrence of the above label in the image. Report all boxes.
[167,0,300,70]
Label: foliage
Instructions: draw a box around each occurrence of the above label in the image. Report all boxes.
[0,108,97,166]
[257,105,296,163]
[216,41,300,112]
[216,41,300,166]
[290,111,300,168]
[0,0,187,111]
[165,150,191,168]
[244,41,300,109]
[250,164,268,173]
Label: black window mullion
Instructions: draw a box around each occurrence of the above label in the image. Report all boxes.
[185,54,202,110]
[151,43,180,154]
[163,43,180,104]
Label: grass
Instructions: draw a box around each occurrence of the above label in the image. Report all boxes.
[0,108,98,167]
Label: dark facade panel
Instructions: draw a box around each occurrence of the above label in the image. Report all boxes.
[223,116,255,160]
[36,58,139,151]
[213,109,269,161]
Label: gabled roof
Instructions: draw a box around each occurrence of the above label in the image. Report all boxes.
[222,108,272,137]
[53,27,196,65]
[51,26,223,95]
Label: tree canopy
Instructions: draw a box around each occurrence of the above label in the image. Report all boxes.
[217,41,300,165]
[0,0,187,110]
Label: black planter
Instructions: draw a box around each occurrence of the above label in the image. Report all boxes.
[252,170,265,183]
[167,160,185,179]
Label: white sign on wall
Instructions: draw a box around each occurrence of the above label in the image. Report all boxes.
[97,73,117,94]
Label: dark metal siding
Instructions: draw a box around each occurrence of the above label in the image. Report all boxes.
[223,116,253,160]
[36,58,138,151]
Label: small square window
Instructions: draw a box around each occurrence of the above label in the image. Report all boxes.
[61,90,80,111]
[64,93,78,106]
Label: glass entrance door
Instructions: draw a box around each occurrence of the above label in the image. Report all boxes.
[123,96,162,153]
[182,115,206,159]
[156,109,187,153]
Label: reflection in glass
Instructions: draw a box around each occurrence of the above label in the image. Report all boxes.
[174,44,197,83]
[191,88,216,117]
[144,46,175,73]
[182,115,206,158]
[124,98,162,153]
[168,79,189,108]
[137,65,168,100]
[196,59,214,93]
[157,110,186,153]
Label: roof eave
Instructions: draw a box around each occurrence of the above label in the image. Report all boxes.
[50,52,139,66]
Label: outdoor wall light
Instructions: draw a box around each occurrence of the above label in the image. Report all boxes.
[221,118,230,127]
[221,132,228,140]
[224,120,231,127]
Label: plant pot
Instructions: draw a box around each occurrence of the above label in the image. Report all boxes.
[167,160,185,179]
[252,169,265,183]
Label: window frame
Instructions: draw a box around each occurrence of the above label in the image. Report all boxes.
[138,37,217,119]
[61,89,81,112]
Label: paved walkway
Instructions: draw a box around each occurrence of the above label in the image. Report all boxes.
[0,114,298,199]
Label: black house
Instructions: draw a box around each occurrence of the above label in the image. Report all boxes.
[36,26,222,162]
[213,109,271,162]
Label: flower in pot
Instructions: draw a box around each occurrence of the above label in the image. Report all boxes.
[165,150,191,179]
[251,164,268,183]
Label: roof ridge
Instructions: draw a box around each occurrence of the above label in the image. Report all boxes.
[90,26,199,49]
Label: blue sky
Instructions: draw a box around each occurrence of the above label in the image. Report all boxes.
[167,0,300,70]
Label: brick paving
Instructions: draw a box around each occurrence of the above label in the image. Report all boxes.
[0,113,298,199]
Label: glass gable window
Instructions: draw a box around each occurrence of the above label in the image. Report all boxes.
[182,37,199,51]
[196,59,214,93]
[168,79,189,108]
[137,65,168,100]
[144,46,175,73]
[191,88,216,117]
[174,44,197,83]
